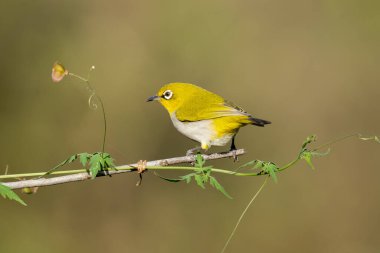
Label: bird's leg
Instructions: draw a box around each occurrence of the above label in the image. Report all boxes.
[229,136,238,162]
[186,146,202,156]
[230,136,237,151]
[186,147,203,166]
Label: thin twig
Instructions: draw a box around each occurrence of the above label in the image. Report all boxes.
[220,176,269,253]
[1,149,245,190]
[69,72,107,155]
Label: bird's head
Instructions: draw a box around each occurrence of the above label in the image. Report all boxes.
[147,83,201,114]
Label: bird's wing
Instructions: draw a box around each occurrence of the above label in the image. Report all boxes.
[175,100,250,122]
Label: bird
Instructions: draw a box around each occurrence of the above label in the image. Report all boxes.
[147,83,271,156]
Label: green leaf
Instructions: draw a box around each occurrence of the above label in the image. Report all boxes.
[89,164,100,178]
[181,173,194,184]
[209,176,232,199]
[238,160,264,170]
[205,167,212,177]
[301,151,315,170]
[194,174,205,189]
[79,153,89,167]
[89,153,100,166]
[261,162,278,183]
[67,154,78,164]
[238,160,257,169]
[104,156,115,169]
[0,183,27,206]
[254,160,264,170]
[103,152,112,158]
[89,153,102,178]
[239,160,278,181]
[201,173,209,184]
[195,154,205,168]
[99,156,106,168]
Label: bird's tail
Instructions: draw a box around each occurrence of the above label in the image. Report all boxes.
[249,117,271,127]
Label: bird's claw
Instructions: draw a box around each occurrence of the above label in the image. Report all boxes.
[186,147,201,156]
[231,149,238,162]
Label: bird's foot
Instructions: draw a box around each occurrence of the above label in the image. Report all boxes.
[220,148,239,162]
[231,149,238,162]
[229,136,238,162]
[186,147,202,156]
[186,147,203,166]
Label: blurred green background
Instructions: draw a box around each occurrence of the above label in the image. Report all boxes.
[1,0,379,252]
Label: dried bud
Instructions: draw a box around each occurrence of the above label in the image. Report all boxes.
[21,186,39,194]
[51,62,68,82]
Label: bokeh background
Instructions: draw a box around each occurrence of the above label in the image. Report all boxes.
[1,0,379,252]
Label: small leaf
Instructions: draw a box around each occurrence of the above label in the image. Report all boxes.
[201,173,209,183]
[99,156,106,168]
[301,151,315,170]
[79,153,89,167]
[195,154,205,168]
[267,163,279,182]
[67,154,78,164]
[89,164,100,178]
[254,160,264,170]
[89,153,102,178]
[205,167,212,177]
[238,160,257,169]
[209,176,232,199]
[89,153,101,166]
[104,157,115,168]
[238,160,264,171]
[262,162,279,183]
[181,174,194,184]
[194,174,205,189]
[0,183,27,206]
[104,152,112,158]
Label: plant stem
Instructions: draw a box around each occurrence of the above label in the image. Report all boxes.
[97,95,107,154]
[69,72,107,155]
[220,176,269,253]
[0,169,88,179]
[311,133,359,151]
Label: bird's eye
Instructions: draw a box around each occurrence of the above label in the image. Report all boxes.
[162,90,173,100]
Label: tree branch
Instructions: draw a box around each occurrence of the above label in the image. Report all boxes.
[2,149,245,190]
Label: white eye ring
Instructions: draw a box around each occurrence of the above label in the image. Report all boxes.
[162,90,173,100]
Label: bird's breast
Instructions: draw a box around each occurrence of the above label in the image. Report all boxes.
[170,114,215,144]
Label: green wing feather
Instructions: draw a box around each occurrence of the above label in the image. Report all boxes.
[175,96,250,122]
[175,92,271,126]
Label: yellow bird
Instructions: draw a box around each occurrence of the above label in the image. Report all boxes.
[147,83,270,155]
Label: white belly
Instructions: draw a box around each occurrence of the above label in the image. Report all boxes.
[170,114,234,148]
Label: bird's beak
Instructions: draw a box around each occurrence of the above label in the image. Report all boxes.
[146,95,160,102]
